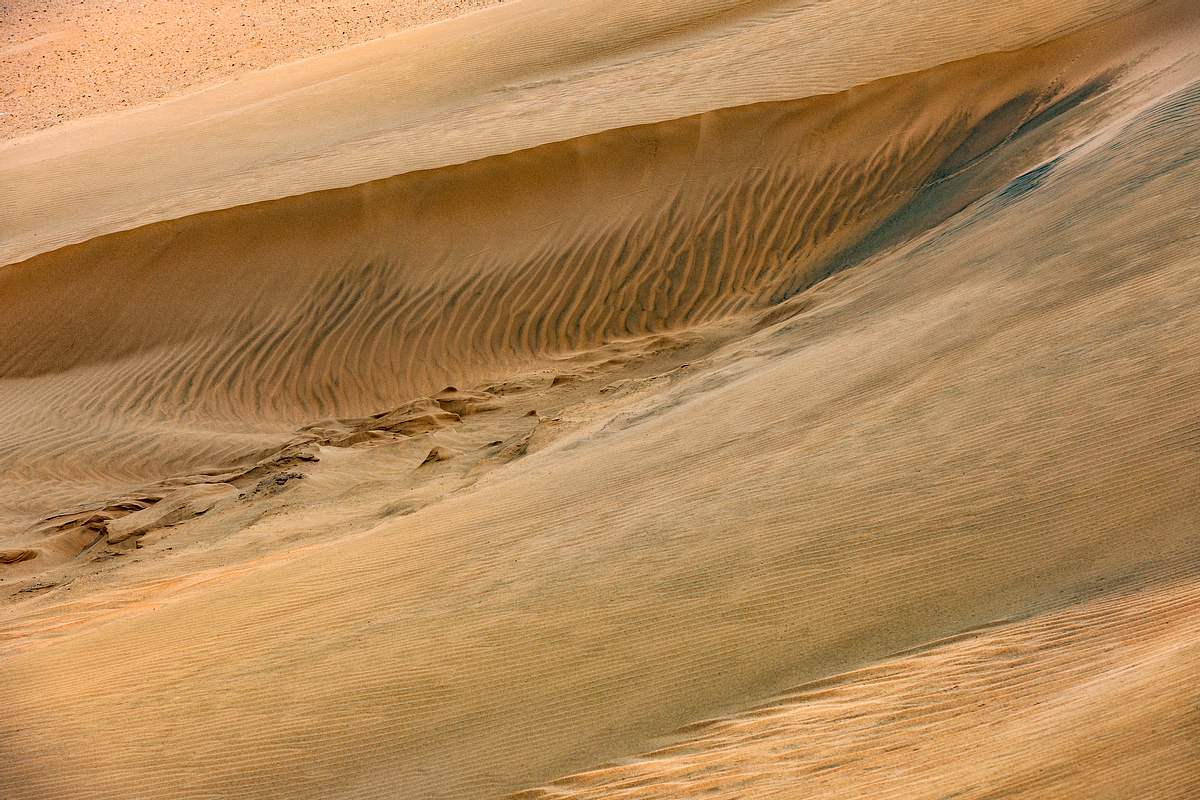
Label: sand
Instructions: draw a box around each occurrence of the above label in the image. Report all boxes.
[0,0,505,139]
[2,0,1199,797]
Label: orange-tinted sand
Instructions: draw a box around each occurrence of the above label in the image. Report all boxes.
[2,1,1199,798]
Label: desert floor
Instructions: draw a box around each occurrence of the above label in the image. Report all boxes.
[2,1,1199,797]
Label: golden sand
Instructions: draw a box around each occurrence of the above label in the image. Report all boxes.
[2,0,1198,797]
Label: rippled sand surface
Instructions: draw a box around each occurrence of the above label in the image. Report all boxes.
[2,1,1199,797]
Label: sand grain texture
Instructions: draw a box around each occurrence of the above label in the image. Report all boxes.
[2,0,1199,798]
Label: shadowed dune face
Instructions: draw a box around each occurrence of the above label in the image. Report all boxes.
[0,17,1152,529]
[0,0,1158,267]
[2,0,1200,798]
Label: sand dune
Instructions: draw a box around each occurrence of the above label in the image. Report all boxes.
[0,3,1180,532]
[0,0,1157,265]
[2,0,1199,797]
[517,575,1200,799]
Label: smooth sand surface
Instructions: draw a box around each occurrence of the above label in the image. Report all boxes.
[2,0,1199,798]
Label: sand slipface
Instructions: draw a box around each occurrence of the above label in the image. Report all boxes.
[2,0,1200,798]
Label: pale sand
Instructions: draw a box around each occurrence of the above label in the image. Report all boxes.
[0,0,505,138]
[2,0,1200,798]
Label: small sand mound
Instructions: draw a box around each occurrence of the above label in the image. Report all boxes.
[105,484,238,545]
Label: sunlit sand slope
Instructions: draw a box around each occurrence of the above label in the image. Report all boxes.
[1,0,1199,799]
[0,3,1180,532]
[519,577,1200,799]
[0,0,1154,265]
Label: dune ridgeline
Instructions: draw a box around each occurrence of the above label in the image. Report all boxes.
[2,0,1199,797]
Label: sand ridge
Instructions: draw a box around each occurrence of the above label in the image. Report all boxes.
[2,0,1199,797]
[0,6,1179,534]
[516,576,1200,799]
[0,0,1158,266]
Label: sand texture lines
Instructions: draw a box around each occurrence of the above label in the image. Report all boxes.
[2,0,1199,798]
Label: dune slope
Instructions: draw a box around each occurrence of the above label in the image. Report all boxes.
[0,2,1179,533]
[0,0,1157,265]
[2,0,1199,798]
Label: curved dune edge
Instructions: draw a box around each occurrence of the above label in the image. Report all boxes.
[0,4,1184,534]
[513,576,1200,799]
[2,56,1199,791]
[1,0,1199,798]
[0,0,1158,266]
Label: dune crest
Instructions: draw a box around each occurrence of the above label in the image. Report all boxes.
[0,3,1183,532]
[0,0,1158,266]
[2,0,1199,798]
